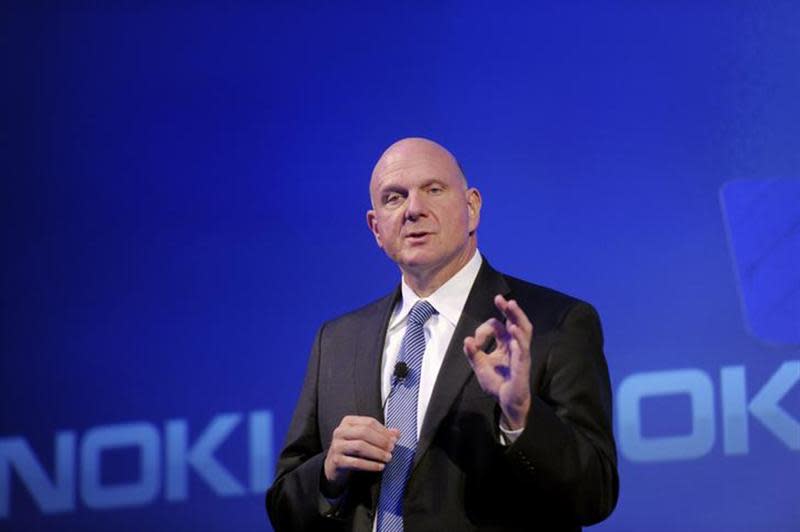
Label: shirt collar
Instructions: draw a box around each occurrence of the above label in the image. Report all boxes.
[389,251,483,331]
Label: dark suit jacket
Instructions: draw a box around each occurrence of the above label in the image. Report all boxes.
[266,259,618,531]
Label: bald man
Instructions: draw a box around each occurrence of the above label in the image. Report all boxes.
[266,138,618,532]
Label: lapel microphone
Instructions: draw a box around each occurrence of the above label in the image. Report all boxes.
[394,361,409,380]
[382,361,410,411]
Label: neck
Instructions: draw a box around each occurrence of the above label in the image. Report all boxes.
[403,243,477,297]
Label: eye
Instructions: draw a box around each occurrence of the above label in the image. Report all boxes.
[384,192,402,205]
[428,184,444,195]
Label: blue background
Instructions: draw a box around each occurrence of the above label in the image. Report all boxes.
[1,1,798,531]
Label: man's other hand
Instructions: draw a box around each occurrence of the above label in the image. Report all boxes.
[322,416,399,496]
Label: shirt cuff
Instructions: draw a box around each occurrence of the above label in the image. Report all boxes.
[318,468,347,519]
[318,490,347,519]
[498,423,525,445]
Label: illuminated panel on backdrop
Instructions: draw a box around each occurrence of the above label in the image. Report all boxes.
[720,179,800,345]
[1,2,799,531]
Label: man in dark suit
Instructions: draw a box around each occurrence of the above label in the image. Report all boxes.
[266,138,618,531]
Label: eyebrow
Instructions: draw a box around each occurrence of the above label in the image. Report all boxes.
[378,178,448,195]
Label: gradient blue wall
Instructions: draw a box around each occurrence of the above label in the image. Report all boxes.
[1,2,798,531]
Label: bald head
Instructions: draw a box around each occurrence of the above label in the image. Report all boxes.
[369,138,467,207]
[365,137,482,295]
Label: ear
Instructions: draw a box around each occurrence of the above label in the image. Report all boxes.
[466,188,482,234]
[366,209,384,248]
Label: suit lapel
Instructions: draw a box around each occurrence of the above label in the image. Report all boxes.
[353,286,401,423]
[351,287,400,515]
[412,259,511,469]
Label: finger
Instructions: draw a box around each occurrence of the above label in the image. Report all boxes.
[463,335,480,356]
[465,337,505,390]
[464,332,507,365]
[486,318,511,345]
[342,415,395,438]
[507,300,533,336]
[494,294,509,316]
[336,438,394,463]
[464,337,484,364]
[346,415,397,429]
[497,297,533,337]
[507,321,531,354]
[342,426,397,452]
[472,318,504,350]
[330,453,388,473]
[463,336,488,369]
[508,336,531,377]
[470,318,509,355]
[336,417,397,451]
[340,415,387,429]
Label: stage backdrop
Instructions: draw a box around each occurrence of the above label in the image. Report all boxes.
[1,2,798,531]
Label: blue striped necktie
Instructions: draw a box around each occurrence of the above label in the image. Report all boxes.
[376,299,437,532]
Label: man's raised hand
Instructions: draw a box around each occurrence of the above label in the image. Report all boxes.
[463,295,533,430]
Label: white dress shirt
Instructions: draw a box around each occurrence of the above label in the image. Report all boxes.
[380,251,523,445]
[380,252,482,437]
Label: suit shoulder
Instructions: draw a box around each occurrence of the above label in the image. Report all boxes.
[319,289,398,333]
[502,274,599,332]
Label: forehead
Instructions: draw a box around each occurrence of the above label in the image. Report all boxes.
[370,144,462,194]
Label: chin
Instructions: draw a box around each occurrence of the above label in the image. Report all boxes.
[398,251,448,274]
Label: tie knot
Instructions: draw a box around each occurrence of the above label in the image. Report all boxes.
[408,300,437,327]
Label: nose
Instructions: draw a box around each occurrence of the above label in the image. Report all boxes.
[404,190,427,222]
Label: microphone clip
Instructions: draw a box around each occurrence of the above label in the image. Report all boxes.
[393,361,409,383]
